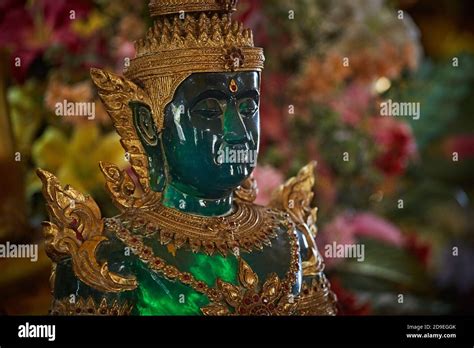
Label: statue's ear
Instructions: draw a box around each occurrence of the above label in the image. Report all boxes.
[130,101,159,146]
[130,101,166,192]
[90,67,165,193]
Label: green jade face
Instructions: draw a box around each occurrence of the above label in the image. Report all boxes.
[132,71,260,217]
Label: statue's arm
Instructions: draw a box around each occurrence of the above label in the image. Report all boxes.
[269,162,337,315]
[37,169,138,315]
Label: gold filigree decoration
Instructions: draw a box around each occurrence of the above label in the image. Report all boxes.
[149,0,238,17]
[116,201,283,256]
[269,162,321,276]
[134,14,255,59]
[126,47,263,86]
[217,0,239,12]
[222,46,245,71]
[108,215,300,316]
[295,276,338,316]
[270,162,318,230]
[234,175,258,203]
[49,263,56,294]
[37,169,138,293]
[135,72,192,132]
[90,68,166,212]
[99,162,161,211]
[201,258,298,316]
[50,297,133,316]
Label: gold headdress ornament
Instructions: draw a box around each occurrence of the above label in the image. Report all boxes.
[90,0,264,206]
[125,0,264,130]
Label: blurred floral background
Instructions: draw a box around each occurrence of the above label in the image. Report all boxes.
[0,0,473,315]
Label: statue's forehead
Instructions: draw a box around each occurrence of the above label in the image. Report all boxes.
[175,71,260,95]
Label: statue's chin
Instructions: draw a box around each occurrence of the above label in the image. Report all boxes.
[222,161,256,184]
[216,162,253,177]
[172,163,254,198]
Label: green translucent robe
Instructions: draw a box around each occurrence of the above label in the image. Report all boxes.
[53,221,302,315]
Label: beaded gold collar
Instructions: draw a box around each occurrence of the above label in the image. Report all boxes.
[115,201,288,256]
[107,214,301,316]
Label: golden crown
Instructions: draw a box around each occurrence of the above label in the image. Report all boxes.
[126,13,263,80]
[121,0,264,130]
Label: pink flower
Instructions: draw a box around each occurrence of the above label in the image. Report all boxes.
[350,213,404,246]
[330,83,372,126]
[253,165,284,206]
[317,215,357,268]
[319,215,357,246]
[0,0,91,82]
[114,40,136,74]
[318,212,404,267]
[372,117,417,176]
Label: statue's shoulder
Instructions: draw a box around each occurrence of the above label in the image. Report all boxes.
[36,169,138,295]
[267,162,338,315]
[267,162,321,260]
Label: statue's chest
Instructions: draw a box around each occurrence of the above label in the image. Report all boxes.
[112,221,302,315]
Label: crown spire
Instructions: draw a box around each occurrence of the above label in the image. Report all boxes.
[148,0,238,18]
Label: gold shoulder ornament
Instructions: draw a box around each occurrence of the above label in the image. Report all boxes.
[36,169,138,293]
[50,297,133,316]
[269,162,337,315]
[270,161,321,276]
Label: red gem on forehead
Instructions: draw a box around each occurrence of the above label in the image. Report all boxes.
[229,79,238,93]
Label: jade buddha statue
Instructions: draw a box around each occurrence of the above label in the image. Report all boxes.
[37,0,337,316]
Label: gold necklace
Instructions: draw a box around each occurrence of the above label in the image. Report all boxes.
[117,201,284,256]
[106,214,301,315]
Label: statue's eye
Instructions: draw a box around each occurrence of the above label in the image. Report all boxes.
[190,98,223,119]
[238,98,258,118]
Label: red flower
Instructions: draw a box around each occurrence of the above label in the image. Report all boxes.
[330,277,371,315]
[235,0,266,44]
[253,165,284,206]
[0,0,91,82]
[372,118,416,176]
[235,0,260,23]
[404,234,431,268]
[443,135,474,159]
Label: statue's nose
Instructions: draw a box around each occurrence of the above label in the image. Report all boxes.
[223,103,250,144]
